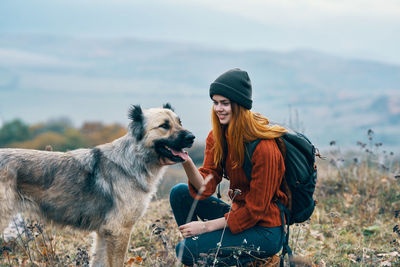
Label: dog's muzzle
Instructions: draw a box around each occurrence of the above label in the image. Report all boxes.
[154,131,195,162]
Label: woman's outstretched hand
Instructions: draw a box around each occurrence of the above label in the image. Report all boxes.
[178,221,207,238]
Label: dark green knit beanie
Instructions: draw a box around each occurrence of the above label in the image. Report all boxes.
[209,68,253,110]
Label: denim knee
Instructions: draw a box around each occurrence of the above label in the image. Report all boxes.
[169,183,190,205]
[175,240,194,266]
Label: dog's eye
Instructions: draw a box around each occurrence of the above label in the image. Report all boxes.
[159,123,170,130]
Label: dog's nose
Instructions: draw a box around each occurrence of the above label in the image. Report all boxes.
[184,132,195,145]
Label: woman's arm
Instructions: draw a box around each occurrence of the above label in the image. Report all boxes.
[178,217,226,238]
[182,156,205,191]
[183,131,222,198]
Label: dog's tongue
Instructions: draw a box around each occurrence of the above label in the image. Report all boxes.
[170,149,189,161]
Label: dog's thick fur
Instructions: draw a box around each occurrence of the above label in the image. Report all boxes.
[0,104,194,266]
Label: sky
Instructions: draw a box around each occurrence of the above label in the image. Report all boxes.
[0,0,399,150]
[1,0,400,65]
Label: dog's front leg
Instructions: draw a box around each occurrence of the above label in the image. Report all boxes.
[107,230,132,267]
[90,229,132,267]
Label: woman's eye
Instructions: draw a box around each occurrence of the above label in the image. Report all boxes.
[160,123,170,130]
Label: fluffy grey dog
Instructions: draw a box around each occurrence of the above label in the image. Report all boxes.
[0,104,194,266]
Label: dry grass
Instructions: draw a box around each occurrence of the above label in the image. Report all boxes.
[1,154,399,266]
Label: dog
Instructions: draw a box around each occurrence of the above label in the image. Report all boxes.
[0,103,195,266]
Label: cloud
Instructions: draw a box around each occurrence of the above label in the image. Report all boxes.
[1,0,400,64]
[0,48,84,67]
[169,0,400,24]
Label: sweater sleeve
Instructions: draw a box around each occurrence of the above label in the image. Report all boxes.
[225,139,285,234]
[188,131,223,200]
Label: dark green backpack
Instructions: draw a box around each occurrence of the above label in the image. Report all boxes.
[243,131,318,266]
[243,131,318,225]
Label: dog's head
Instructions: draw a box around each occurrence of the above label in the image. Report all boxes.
[128,103,195,163]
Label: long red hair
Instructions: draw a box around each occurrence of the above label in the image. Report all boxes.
[212,102,287,169]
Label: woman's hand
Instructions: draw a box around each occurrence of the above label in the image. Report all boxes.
[178,221,207,238]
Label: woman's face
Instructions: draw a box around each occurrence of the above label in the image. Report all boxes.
[212,95,232,125]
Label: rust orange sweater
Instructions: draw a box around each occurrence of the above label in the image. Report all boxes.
[188,131,287,234]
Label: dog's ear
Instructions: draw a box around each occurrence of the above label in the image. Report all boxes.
[128,105,145,141]
[163,103,174,112]
[128,105,143,122]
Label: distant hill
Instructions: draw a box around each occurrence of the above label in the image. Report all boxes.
[0,34,399,152]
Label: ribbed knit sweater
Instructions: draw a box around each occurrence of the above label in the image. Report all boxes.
[188,131,287,234]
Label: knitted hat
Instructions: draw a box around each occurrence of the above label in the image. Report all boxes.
[209,68,253,110]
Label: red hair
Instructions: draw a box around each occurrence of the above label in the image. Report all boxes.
[212,102,287,169]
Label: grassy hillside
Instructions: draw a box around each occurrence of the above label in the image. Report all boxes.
[1,145,399,266]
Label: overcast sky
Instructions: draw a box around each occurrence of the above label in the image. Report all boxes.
[1,0,400,64]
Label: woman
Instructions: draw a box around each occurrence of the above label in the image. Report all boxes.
[169,68,288,266]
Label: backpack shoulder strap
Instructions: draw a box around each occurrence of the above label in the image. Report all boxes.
[243,139,261,181]
[244,137,293,210]
[275,137,286,159]
[243,137,285,181]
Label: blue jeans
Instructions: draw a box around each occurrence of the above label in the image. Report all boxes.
[169,183,283,266]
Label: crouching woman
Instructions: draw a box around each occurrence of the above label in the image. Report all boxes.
[170,68,288,266]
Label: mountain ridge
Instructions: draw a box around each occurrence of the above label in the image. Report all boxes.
[0,34,399,152]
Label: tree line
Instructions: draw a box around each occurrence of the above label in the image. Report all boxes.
[0,118,126,151]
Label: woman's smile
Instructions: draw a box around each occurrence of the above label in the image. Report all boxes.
[212,95,232,125]
[217,113,227,119]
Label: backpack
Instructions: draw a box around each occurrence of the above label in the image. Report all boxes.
[242,131,318,266]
